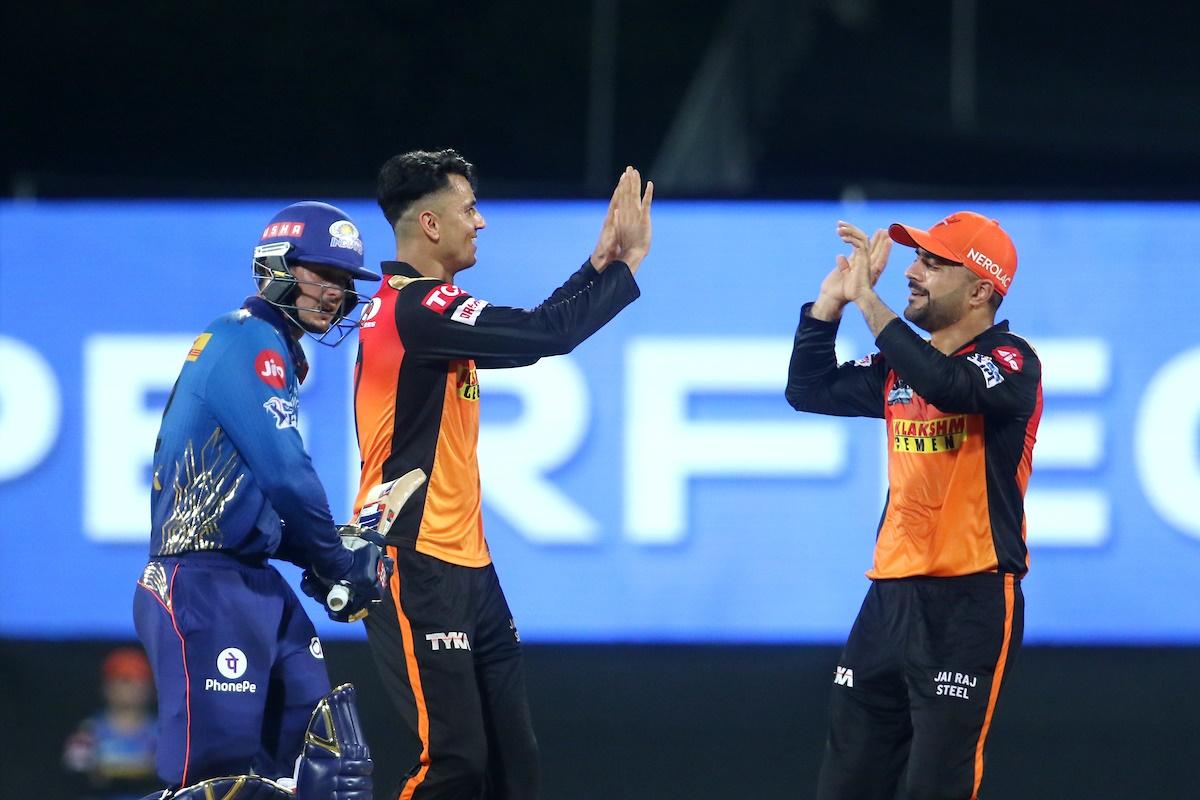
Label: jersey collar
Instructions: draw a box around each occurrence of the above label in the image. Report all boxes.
[951,319,1011,356]
[381,261,423,278]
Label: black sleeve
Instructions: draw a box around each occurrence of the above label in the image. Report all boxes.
[785,302,887,418]
[874,319,1041,416]
[396,257,640,363]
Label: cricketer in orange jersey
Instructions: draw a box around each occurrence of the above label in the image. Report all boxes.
[786,212,1041,799]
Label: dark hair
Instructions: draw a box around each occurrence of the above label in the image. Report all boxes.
[988,290,1003,312]
[376,149,476,228]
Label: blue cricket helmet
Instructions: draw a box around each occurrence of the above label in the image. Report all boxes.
[257,201,380,281]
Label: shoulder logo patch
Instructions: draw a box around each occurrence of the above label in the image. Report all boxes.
[967,353,1005,388]
[451,297,489,325]
[263,396,298,429]
[991,346,1024,373]
[421,284,467,314]
[255,350,287,389]
[186,333,212,362]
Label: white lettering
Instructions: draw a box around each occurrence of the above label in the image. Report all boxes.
[966,248,1011,285]
[478,358,598,543]
[260,359,284,379]
[1024,339,1111,547]
[0,336,61,481]
[623,338,847,544]
[204,678,258,693]
[451,298,489,326]
[84,335,195,542]
[425,631,472,651]
[1136,345,1200,540]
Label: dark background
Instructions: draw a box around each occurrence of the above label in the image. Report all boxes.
[5,0,1200,200]
[4,641,1198,799]
[4,1,1199,797]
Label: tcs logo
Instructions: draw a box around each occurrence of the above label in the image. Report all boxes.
[255,350,287,389]
[422,284,466,314]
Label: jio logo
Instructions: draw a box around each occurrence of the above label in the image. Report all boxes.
[217,647,248,679]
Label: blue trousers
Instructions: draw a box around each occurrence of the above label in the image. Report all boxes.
[133,553,329,787]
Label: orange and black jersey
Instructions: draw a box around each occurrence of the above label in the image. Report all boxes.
[354,258,640,567]
[785,304,1042,579]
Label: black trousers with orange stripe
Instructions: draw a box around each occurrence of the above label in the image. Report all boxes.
[816,573,1023,800]
[364,547,539,800]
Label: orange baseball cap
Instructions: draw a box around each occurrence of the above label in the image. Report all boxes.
[888,211,1018,295]
[103,647,152,682]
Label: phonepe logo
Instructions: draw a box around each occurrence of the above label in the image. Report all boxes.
[4,331,1200,552]
[206,647,257,693]
[217,647,247,679]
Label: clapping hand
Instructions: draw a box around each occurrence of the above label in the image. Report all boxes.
[591,166,654,274]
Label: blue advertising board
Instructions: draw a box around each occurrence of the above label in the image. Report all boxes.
[2,200,1197,643]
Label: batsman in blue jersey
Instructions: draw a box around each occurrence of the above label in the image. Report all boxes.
[134,202,395,800]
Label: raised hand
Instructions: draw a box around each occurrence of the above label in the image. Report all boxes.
[589,176,621,271]
[591,167,653,274]
[836,221,890,303]
[612,166,653,274]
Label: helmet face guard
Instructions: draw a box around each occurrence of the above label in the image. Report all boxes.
[253,242,366,348]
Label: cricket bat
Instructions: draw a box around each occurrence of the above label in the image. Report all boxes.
[327,468,427,612]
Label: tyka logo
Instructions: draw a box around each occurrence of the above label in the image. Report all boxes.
[834,665,854,687]
[255,350,287,389]
[426,631,472,651]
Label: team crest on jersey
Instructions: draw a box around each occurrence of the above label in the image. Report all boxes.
[887,377,914,405]
[456,361,480,401]
[967,353,1005,388]
[263,396,298,429]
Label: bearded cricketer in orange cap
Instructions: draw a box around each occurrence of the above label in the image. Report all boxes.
[786,212,1042,799]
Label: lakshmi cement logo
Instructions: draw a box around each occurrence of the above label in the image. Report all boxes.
[892,415,968,454]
